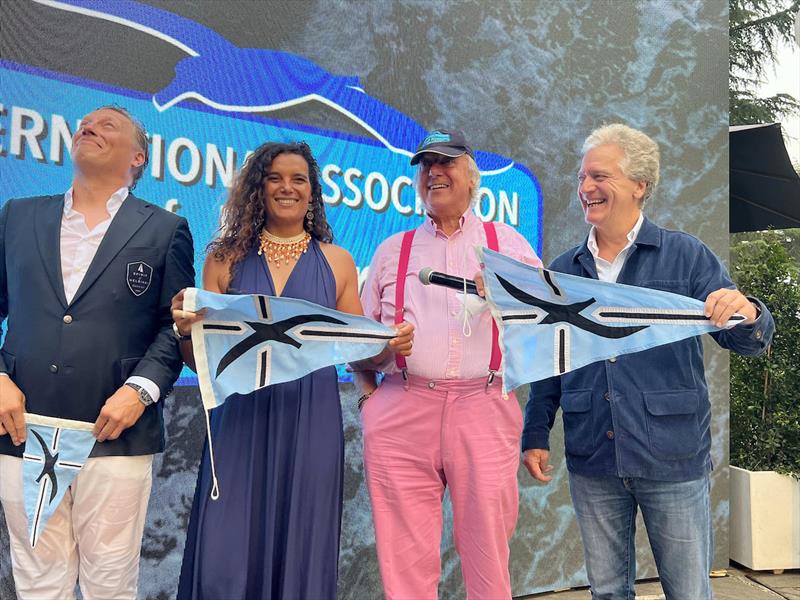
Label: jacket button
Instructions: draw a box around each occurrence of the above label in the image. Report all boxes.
[606,430,615,439]
[755,330,762,340]
[608,356,617,363]
[63,315,73,324]
[49,364,58,373]
[604,392,611,401]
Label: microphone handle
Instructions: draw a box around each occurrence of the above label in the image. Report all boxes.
[428,271,480,295]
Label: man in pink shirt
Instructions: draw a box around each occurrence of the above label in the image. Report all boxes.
[356,130,542,599]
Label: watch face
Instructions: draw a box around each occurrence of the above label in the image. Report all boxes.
[129,384,153,405]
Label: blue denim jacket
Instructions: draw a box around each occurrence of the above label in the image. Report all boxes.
[522,218,775,481]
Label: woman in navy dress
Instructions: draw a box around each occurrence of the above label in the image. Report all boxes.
[171,142,412,599]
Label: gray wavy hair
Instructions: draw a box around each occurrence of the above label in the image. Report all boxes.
[582,124,660,204]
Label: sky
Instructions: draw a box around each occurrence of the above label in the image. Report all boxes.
[756,22,800,165]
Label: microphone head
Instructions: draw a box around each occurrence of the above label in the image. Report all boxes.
[418,267,434,285]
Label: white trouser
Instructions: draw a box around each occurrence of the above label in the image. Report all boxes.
[0,453,153,600]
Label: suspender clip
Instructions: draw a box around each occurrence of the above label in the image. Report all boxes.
[486,370,496,390]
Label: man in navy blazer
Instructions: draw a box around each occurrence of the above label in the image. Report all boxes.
[0,106,194,599]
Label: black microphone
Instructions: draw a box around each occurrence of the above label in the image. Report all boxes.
[418,267,480,295]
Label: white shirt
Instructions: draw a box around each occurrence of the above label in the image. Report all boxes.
[61,187,160,403]
[61,187,127,303]
[587,213,644,283]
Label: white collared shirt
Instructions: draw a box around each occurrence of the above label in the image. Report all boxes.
[61,186,128,303]
[61,187,160,403]
[587,213,644,283]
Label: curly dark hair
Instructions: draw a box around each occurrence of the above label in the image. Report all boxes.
[208,142,333,275]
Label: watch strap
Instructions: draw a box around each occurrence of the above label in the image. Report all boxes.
[172,322,192,342]
[126,382,155,406]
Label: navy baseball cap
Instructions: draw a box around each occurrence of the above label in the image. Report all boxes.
[410,129,475,165]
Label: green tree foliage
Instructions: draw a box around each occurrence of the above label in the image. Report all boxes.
[730,229,800,477]
[730,0,800,124]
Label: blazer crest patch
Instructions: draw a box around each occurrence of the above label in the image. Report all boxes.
[126,261,153,296]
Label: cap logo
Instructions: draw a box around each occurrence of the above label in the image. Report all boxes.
[422,131,451,146]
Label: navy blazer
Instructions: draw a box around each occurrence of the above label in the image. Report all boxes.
[0,193,194,457]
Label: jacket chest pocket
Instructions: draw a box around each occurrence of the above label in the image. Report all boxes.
[561,390,595,456]
[643,390,701,459]
[115,249,161,300]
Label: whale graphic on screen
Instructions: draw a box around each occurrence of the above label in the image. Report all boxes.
[34,0,515,175]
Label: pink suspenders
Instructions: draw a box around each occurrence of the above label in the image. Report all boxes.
[394,223,501,386]
[394,230,416,378]
[483,222,502,384]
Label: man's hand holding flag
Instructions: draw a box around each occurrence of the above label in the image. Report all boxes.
[20,414,96,548]
[476,248,747,393]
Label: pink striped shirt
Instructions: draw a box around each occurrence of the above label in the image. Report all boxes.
[361,210,542,380]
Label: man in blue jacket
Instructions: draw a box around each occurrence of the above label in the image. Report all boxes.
[0,106,194,599]
[522,123,774,600]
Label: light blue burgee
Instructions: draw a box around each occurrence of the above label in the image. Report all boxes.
[184,288,395,410]
[478,248,743,392]
[22,413,95,547]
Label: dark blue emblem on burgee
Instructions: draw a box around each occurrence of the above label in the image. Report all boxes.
[37,0,515,174]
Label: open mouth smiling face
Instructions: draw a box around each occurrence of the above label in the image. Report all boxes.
[263,153,312,227]
[578,144,645,228]
[417,154,474,216]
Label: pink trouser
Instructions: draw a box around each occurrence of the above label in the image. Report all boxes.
[362,374,522,600]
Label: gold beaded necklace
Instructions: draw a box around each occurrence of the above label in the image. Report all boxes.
[257,229,311,267]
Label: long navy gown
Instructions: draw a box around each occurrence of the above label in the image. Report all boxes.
[178,240,343,600]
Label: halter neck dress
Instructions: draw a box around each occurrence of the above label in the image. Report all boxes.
[177,240,343,600]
